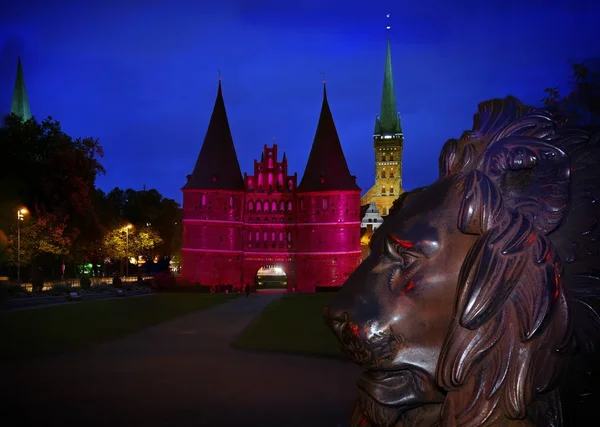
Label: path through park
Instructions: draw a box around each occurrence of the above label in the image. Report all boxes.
[0,293,361,427]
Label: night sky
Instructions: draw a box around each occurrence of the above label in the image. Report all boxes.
[1,0,599,204]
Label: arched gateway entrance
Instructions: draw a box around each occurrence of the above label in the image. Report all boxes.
[254,265,287,289]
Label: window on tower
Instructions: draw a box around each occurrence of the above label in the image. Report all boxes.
[263,201,269,212]
[279,231,283,241]
[381,170,386,178]
[268,173,274,187]
[248,231,252,241]
[268,157,273,168]
[390,187,394,195]
[382,187,386,194]
[279,200,284,212]
[263,231,268,241]
[248,178,254,189]
[201,194,207,206]
[278,173,284,187]
[271,201,277,212]
[258,174,263,189]
[288,180,294,191]
[229,196,233,208]
[322,198,328,210]
[287,231,291,242]
[255,231,259,241]
[287,201,292,213]
[256,202,262,212]
[248,200,254,212]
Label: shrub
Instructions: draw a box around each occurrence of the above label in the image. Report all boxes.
[89,283,112,293]
[0,283,29,300]
[152,271,176,291]
[80,277,92,290]
[49,284,75,296]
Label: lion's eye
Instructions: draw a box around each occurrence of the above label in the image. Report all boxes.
[387,239,417,269]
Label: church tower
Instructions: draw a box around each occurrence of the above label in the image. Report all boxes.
[295,83,362,291]
[181,78,246,286]
[11,57,32,121]
[360,17,404,216]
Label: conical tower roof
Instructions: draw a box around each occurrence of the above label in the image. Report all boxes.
[183,80,244,191]
[11,57,32,121]
[297,84,360,193]
[374,39,402,135]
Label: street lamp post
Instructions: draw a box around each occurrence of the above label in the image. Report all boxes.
[17,208,28,282]
[125,224,132,277]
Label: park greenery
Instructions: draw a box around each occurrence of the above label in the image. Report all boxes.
[0,114,181,283]
[233,293,343,358]
[0,293,237,359]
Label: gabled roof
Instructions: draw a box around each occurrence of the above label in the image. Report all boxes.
[297,84,361,193]
[11,57,32,121]
[183,80,244,191]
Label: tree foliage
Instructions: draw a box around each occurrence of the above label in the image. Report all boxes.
[0,115,104,269]
[542,61,600,131]
[101,226,163,261]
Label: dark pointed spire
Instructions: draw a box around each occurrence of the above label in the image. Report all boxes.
[183,80,244,190]
[282,151,287,162]
[297,83,361,193]
[11,57,32,121]
[374,15,402,135]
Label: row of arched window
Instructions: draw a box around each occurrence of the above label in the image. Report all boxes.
[380,171,396,179]
[381,187,395,195]
[247,200,292,213]
[248,231,292,242]
[379,154,396,162]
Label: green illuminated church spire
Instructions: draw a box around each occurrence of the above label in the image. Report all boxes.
[374,15,402,135]
[11,57,32,121]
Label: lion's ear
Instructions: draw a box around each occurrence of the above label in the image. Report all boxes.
[476,137,570,235]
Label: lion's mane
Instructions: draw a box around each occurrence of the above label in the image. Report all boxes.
[433,97,600,426]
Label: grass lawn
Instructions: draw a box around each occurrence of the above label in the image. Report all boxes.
[0,293,237,360]
[233,293,344,359]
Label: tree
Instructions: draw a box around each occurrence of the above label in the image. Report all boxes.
[542,61,600,131]
[101,225,163,262]
[0,114,104,276]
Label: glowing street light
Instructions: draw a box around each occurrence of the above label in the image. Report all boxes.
[125,224,133,277]
[17,207,28,282]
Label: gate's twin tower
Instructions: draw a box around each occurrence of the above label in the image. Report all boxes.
[181,82,362,292]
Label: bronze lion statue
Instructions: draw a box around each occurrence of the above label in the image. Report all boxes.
[325,96,600,426]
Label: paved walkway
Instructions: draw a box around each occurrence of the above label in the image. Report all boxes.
[0,294,361,427]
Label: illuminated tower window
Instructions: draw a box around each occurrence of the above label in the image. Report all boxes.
[381,170,386,178]
[255,231,259,241]
[278,173,284,187]
[287,201,292,213]
[279,201,284,212]
[271,201,277,211]
[268,157,273,168]
[256,202,262,212]
[263,201,269,212]
[248,200,254,212]
[201,194,206,206]
[229,196,233,208]
[322,198,328,210]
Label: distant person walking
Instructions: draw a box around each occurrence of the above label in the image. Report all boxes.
[245,283,251,298]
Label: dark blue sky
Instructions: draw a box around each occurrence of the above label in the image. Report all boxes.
[1,0,599,204]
